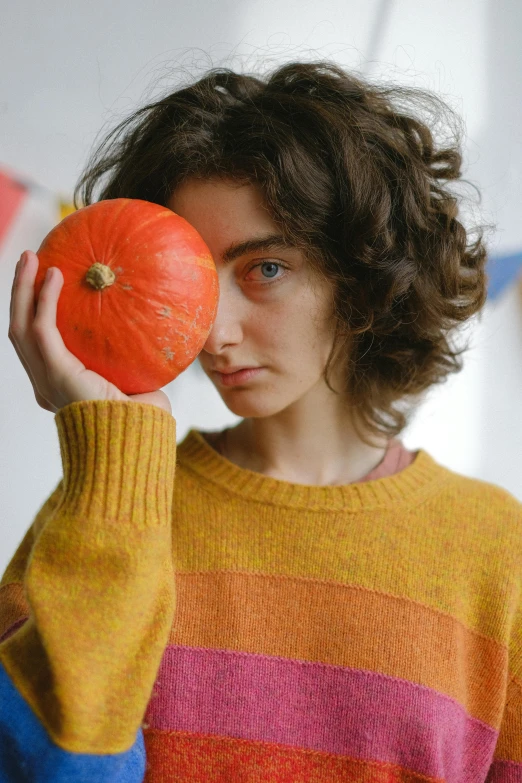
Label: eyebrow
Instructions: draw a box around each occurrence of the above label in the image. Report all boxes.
[221,233,294,263]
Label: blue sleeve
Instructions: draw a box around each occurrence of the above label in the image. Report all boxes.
[0,660,146,783]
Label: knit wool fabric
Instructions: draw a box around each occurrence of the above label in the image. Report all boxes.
[0,399,521,782]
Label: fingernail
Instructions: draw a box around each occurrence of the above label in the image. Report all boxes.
[45,268,53,282]
[19,252,26,268]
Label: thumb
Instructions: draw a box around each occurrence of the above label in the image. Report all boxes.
[128,389,172,415]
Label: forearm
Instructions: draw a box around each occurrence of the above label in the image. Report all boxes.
[0,400,176,774]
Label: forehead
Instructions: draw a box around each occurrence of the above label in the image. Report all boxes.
[167,177,291,260]
[168,177,273,223]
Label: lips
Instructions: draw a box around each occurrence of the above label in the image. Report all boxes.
[213,367,265,386]
[212,366,258,374]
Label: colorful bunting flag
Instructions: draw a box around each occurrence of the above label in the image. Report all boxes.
[59,200,76,222]
[486,250,522,302]
[0,170,27,249]
[0,166,79,255]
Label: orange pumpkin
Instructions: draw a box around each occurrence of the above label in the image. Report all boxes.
[34,198,219,394]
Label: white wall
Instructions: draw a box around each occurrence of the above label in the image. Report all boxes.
[1,0,521,574]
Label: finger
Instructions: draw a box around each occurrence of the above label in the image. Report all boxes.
[9,253,25,325]
[9,252,66,412]
[32,265,85,383]
[129,390,172,414]
[9,250,37,336]
[8,332,56,410]
[9,250,55,394]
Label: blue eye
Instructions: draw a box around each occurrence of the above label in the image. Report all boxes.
[247,261,286,284]
[260,262,279,278]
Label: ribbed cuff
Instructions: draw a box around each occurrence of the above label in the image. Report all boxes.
[54,400,176,526]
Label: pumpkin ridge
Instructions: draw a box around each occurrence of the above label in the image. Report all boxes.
[86,198,130,244]
[102,206,176,251]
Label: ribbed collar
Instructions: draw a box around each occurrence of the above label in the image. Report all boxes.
[176,429,451,513]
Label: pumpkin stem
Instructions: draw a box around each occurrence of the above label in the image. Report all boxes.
[85,262,116,290]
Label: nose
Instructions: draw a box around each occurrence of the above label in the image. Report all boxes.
[201,279,244,355]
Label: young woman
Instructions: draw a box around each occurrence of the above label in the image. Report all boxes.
[1,60,521,782]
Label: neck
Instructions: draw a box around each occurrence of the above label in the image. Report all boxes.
[220,404,390,487]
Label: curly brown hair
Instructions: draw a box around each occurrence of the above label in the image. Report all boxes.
[75,59,488,447]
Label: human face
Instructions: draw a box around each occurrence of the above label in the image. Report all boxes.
[167,178,342,419]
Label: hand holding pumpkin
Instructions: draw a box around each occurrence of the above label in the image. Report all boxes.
[8,198,220,415]
[8,250,172,414]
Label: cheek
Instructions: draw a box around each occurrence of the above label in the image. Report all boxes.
[260,310,325,365]
[252,304,301,351]
[246,287,334,361]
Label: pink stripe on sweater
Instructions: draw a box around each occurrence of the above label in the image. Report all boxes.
[487,760,522,782]
[145,645,498,782]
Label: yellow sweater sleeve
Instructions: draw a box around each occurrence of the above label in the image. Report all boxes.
[0,478,64,641]
[0,399,177,756]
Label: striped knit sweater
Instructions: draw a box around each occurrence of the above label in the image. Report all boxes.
[0,399,521,782]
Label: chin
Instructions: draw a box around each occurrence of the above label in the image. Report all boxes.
[216,387,298,420]
[218,394,274,419]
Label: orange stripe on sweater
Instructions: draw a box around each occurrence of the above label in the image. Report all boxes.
[168,570,507,729]
[142,728,446,783]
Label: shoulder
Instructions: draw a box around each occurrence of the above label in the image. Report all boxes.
[437,461,522,513]
[423,454,522,550]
